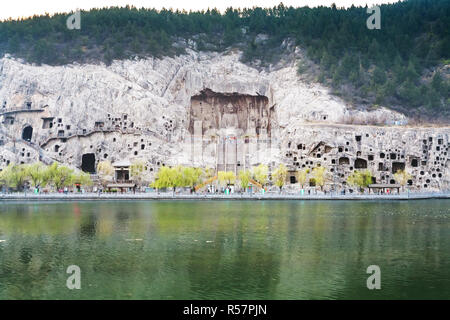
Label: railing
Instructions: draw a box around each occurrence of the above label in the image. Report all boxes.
[1,191,449,200]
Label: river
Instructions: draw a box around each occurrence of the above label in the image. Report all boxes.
[0,200,449,299]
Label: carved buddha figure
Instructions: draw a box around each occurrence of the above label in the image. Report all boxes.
[220,102,239,129]
[261,108,269,131]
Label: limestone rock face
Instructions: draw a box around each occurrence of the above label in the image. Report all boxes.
[0,50,448,190]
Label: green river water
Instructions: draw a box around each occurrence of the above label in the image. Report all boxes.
[0,200,449,299]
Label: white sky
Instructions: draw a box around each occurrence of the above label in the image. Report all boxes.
[0,0,399,20]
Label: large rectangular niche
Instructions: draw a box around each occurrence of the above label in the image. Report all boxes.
[188,88,272,173]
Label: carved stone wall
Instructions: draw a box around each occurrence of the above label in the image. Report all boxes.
[187,89,274,173]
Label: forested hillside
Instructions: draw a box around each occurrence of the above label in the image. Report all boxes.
[0,0,449,120]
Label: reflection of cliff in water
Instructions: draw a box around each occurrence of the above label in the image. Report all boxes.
[0,201,449,299]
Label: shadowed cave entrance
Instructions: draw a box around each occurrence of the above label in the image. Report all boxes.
[392,162,405,173]
[354,158,368,169]
[81,153,96,173]
[339,157,350,165]
[22,126,33,142]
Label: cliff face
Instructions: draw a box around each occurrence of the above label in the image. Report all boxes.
[0,49,448,190]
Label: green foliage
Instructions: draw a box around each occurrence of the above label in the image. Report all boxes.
[47,162,74,190]
[181,167,203,189]
[71,171,93,187]
[152,166,179,191]
[0,1,449,117]
[347,170,373,192]
[295,168,310,188]
[373,67,387,86]
[252,164,268,186]
[311,167,328,191]
[393,169,412,191]
[25,162,50,188]
[238,170,251,190]
[0,161,92,191]
[0,163,28,190]
[130,159,146,186]
[218,171,236,187]
[272,164,288,191]
[151,165,203,191]
[97,160,114,187]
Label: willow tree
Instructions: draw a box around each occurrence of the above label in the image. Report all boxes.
[272,164,288,192]
[238,170,251,192]
[218,171,236,188]
[71,171,93,188]
[203,167,215,182]
[130,159,146,187]
[347,170,373,193]
[311,167,328,191]
[296,168,310,189]
[47,162,74,190]
[152,166,180,193]
[181,167,203,191]
[97,160,114,188]
[25,162,50,190]
[0,163,28,190]
[252,164,268,187]
[393,169,412,192]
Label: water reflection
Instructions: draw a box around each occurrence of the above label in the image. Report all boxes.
[0,200,449,299]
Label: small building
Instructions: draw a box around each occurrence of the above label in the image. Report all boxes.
[107,160,136,192]
[368,184,401,194]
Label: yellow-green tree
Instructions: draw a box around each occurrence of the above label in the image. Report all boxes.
[218,171,236,187]
[0,163,28,190]
[252,164,268,187]
[311,167,328,191]
[97,160,114,187]
[25,162,49,190]
[181,167,203,191]
[71,171,93,189]
[203,167,215,180]
[152,166,180,193]
[130,159,146,187]
[393,169,412,192]
[0,164,12,189]
[272,164,288,192]
[296,168,310,189]
[0,168,6,188]
[347,169,373,192]
[238,170,251,192]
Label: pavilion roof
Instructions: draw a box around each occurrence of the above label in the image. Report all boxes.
[112,160,131,167]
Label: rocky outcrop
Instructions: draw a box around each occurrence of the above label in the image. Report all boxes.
[0,49,448,190]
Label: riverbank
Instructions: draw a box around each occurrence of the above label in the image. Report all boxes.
[1,192,450,201]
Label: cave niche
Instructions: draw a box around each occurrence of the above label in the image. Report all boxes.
[22,126,33,142]
[339,157,350,165]
[81,153,96,173]
[354,158,367,169]
[392,162,405,174]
